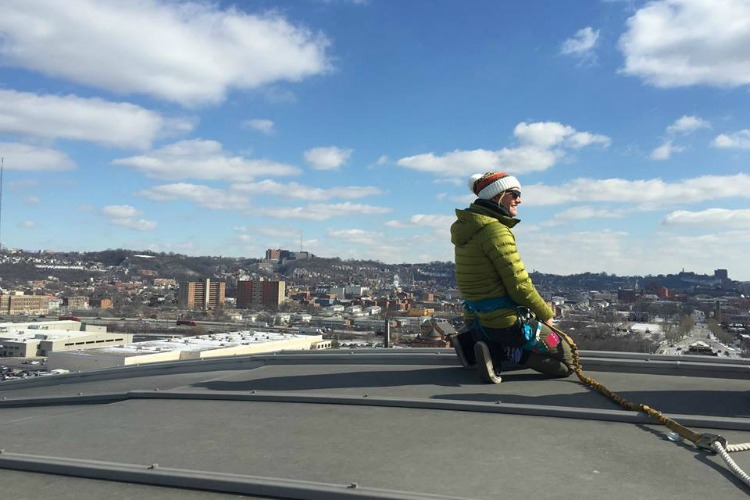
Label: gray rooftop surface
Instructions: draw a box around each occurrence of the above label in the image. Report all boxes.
[0,348,748,499]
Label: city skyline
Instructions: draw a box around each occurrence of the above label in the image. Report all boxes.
[1,1,750,280]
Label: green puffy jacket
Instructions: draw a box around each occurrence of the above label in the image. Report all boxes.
[451,201,553,329]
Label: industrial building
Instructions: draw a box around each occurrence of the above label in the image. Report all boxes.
[47,330,324,372]
[0,320,132,358]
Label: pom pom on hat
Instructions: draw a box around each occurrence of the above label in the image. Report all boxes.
[468,171,521,200]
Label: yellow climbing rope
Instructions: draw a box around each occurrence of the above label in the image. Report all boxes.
[548,324,750,488]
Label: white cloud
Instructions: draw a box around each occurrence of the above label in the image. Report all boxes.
[385,214,455,228]
[367,155,390,169]
[319,0,369,5]
[619,0,750,88]
[526,173,750,209]
[650,140,683,160]
[712,129,750,149]
[110,218,158,231]
[548,206,625,222]
[662,208,750,228]
[18,220,36,229]
[137,183,251,210]
[101,205,157,231]
[0,0,332,106]
[327,228,382,245]
[560,27,600,59]
[0,142,75,171]
[263,86,298,104]
[396,121,610,177]
[243,119,275,135]
[304,146,353,170]
[0,90,192,149]
[249,226,303,239]
[650,115,709,160]
[232,179,382,200]
[666,115,710,135]
[113,139,301,181]
[519,227,750,277]
[255,202,391,220]
[513,122,610,149]
[101,205,140,218]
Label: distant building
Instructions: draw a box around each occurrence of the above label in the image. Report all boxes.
[153,278,177,288]
[408,307,434,317]
[178,279,226,311]
[0,320,131,357]
[89,297,113,309]
[47,330,323,372]
[714,269,729,281]
[265,249,283,261]
[411,318,453,347]
[0,293,50,316]
[64,296,89,310]
[618,288,637,304]
[237,278,286,309]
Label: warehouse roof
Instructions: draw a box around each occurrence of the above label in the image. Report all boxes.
[0,348,748,499]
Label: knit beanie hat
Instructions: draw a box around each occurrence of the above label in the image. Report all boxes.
[468,171,521,199]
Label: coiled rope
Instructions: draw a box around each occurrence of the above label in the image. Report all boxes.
[548,324,750,489]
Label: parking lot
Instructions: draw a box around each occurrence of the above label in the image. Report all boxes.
[1,357,48,380]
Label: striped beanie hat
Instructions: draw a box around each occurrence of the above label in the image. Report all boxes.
[468,172,521,200]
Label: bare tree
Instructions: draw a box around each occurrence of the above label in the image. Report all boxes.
[706,318,737,345]
[677,314,695,338]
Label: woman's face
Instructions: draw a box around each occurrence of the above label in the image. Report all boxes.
[498,189,522,216]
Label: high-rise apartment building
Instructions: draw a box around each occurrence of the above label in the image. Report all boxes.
[178,279,225,311]
[237,278,286,309]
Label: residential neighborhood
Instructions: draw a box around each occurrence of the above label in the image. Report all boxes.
[0,248,747,380]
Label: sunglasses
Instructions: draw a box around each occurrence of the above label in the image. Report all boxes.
[504,189,522,199]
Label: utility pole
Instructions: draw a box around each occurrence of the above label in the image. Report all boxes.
[384,313,390,348]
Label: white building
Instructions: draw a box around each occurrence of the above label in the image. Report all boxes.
[0,321,132,358]
[344,305,363,315]
[344,285,368,297]
[47,330,324,372]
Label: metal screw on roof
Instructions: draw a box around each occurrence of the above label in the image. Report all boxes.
[148,464,159,469]
[347,483,358,489]
[667,432,683,443]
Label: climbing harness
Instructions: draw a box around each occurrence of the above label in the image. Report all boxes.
[463,297,546,352]
[546,323,750,489]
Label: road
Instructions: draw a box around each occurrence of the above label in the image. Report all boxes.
[656,323,741,358]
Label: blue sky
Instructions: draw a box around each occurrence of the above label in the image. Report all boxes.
[1,0,750,280]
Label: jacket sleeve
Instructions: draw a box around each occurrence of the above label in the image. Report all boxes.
[479,223,554,321]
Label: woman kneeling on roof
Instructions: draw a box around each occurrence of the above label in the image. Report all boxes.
[450,171,574,383]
